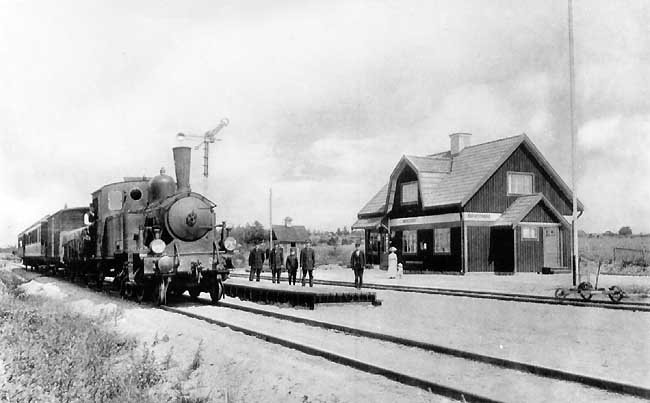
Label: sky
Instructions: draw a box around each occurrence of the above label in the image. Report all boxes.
[0,0,649,246]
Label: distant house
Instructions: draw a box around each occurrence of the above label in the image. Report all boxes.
[272,217,310,255]
[352,133,584,274]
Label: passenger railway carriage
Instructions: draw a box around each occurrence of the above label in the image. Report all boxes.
[17,207,90,273]
[353,133,584,274]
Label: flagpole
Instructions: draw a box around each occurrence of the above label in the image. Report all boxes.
[569,0,579,286]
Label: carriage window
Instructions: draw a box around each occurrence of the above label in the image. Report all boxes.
[402,230,417,254]
[434,228,451,254]
[83,212,91,225]
[108,190,123,211]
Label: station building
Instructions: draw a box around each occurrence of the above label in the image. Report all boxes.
[352,133,583,274]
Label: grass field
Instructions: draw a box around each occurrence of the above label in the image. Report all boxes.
[580,235,649,264]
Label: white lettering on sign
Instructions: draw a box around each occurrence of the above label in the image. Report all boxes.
[462,212,501,222]
[389,213,459,227]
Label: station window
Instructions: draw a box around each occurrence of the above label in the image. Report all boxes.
[522,226,538,240]
[434,228,451,254]
[507,172,534,195]
[108,190,123,211]
[402,230,417,254]
[401,182,418,205]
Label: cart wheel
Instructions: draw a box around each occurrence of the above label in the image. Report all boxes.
[555,288,569,299]
[577,281,594,301]
[608,285,624,303]
[209,281,224,304]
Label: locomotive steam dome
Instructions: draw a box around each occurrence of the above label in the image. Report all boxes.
[165,195,212,242]
[148,168,176,203]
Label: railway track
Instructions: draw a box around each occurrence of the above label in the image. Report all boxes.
[161,297,650,402]
[229,272,650,312]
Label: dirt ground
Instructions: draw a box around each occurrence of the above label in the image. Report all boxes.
[228,266,650,389]
[2,264,445,403]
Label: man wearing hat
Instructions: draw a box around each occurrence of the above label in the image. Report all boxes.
[248,241,265,282]
[269,243,284,284]
[299,240,316,287]
[350,242,366,289]
[285,247,299,285]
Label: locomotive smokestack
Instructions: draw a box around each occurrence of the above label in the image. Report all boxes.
[173,146,191,192]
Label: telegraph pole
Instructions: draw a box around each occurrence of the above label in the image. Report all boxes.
[269,187,273,249]
[568,0,579,286]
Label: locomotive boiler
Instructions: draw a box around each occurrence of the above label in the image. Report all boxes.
[54,146,233,304]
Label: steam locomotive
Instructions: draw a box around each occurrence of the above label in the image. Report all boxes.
[17,146,234,305]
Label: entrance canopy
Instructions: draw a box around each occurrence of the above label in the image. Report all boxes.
[492,194,569,228]
[351,216,385,230]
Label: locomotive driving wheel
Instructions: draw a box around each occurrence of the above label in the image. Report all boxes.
[209,281,224,304]
[135,285,145,303]
[152,278,170,306]
[189,287,201,300]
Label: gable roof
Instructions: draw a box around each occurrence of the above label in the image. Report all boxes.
[357,134,584,218]
[272,225,310,243]
[493,194,570,228]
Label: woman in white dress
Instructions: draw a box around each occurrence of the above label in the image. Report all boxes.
[387,247,398,279]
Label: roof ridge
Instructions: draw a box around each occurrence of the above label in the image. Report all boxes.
[460,134,525,151]
[424,134,524,157]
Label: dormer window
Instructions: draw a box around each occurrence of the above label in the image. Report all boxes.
[401,181,418,205]
[507,172,534,195]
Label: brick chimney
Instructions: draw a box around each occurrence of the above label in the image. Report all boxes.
[450,133,472,156]
[284,217,293,227]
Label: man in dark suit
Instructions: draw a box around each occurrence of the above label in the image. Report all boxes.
[248,242,265,281]
[269,243,284,284]
[350,242,366,289]
[285,247,299,285]
[299,240,316,287]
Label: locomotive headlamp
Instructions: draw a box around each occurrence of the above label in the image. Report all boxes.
[150,239,166,254]
[224,236,237,252]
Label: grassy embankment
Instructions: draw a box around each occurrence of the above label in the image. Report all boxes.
[0,268,210,403]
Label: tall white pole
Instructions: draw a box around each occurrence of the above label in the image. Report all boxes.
[569,0,579,286]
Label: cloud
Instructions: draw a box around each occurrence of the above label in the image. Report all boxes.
[1,0,649,244]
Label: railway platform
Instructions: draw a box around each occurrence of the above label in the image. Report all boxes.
[223,278,379,309]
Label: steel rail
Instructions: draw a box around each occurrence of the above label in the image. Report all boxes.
[159,305,504,403]
[184,298,650,400]
[228,273,650,312]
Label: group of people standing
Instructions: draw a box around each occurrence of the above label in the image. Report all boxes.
[248,240,316,287]
[249,240,403,290]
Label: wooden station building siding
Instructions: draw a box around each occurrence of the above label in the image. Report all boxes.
[352,133,583,274]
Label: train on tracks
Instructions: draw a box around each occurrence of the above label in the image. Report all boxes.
[16,146,235,305]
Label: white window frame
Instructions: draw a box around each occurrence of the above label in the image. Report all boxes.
[521,226,538,241]
[434,228,451,254]
[402,230,417,254]
[401,181,419,205]
[507,172,534,195]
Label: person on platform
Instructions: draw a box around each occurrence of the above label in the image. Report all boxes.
[397,262,404,279]
[248,241,265,282]
[269,243,284,284]
[285,247,299,285]
[387,246,398,279]
[300,240,316,287]
[350,242,366,289]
